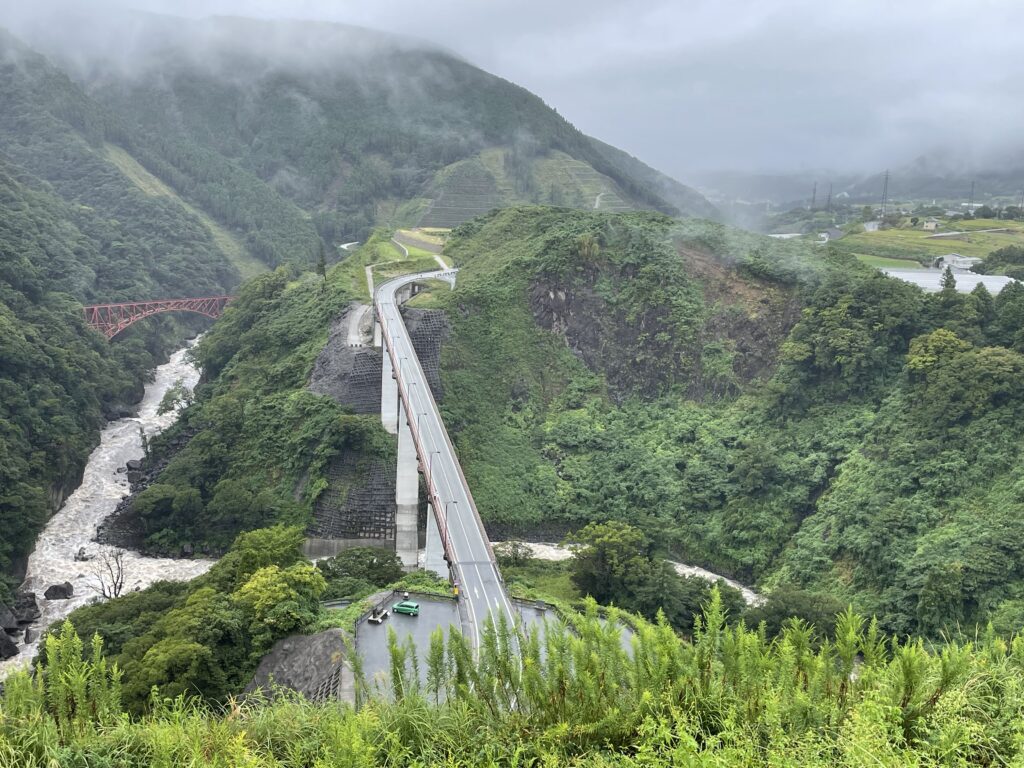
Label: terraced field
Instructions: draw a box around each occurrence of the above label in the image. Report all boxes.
[418,159,506,228]
[419,149,639,228]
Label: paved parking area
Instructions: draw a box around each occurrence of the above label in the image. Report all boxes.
[356,592,461,693]
[355,593,638,696]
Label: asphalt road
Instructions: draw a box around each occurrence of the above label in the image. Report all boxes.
[375,270,519,649]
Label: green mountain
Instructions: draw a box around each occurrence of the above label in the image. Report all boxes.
[420,207,1024,638]
[0,29,249,593]
[0,12,719,595]
[11,12,715,241]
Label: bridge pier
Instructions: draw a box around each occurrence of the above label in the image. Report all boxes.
[373,319,382,348]
[423,506,448,578]
[395,400,419,570]
[381,350,398,435]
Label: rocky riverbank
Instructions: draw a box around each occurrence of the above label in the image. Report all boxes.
[0,344,214,676]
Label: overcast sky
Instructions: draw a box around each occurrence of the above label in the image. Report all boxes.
[17,0,1024,178]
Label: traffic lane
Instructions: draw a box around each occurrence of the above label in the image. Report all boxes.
[377,275,518,635]
[356,593,462,695]
[394,325,515,621]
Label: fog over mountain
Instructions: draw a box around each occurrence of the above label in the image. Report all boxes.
[3,0,1021,181]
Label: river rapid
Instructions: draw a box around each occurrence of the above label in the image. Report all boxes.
[0,343,214,678]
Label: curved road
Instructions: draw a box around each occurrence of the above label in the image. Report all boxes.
[375,270,517,649]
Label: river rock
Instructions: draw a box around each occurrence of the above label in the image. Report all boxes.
[125,459,143,472]
[0,632,18,660]
[24,628,36,644]
[0,603,17,631]
[44,582,74,600]
[12,591,40,623]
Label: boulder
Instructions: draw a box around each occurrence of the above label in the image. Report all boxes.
[44,582,74,600]
[0,603,17,632]
[23,628,36,645]
[0,632,18,660]
[12,592,40,624]
[125,459,143,472]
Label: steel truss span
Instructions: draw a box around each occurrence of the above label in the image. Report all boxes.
[82,296,233,339]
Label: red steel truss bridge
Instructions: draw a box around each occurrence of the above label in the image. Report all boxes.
[82,296,233,339]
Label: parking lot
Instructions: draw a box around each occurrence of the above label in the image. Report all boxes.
[356,591,462,693]
[355,593,636,695]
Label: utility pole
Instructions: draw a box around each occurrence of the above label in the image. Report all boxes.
[810,182,817,211]
[826,183,833,214]
[880,170,889,218]
[969,180,976,213]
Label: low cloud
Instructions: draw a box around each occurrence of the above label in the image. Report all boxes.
[4,0,1023,178]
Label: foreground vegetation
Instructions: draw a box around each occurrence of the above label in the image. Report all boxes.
[5,593,1024,765]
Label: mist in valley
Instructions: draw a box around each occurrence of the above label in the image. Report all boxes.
[3,0,1023,192]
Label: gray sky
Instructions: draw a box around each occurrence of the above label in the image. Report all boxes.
[20,0,1024,178]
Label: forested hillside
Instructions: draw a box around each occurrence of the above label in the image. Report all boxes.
[7,12,715,241]
[0,31,252,595]
[422,207,1024,637]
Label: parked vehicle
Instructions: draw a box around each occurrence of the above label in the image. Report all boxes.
[392,600,420,616]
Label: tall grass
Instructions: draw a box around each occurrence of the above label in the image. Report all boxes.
[3,596,1024,765]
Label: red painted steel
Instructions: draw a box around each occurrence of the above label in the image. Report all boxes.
[82,296,233,339]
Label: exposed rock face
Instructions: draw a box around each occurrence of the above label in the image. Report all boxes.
[44,582,74,600]
[401,307,450,402]
[246,629,350,702]
[529,245,801,402]
[0,632,17,660]
[308,307,382,414]
[12,592,40,623]
[0,604,16,632]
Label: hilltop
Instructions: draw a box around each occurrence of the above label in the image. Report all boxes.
[4,10,716,243]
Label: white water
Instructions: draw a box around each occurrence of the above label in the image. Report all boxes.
[0,342,214,678]
[495,541,765,607]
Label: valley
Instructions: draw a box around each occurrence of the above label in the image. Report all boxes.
[3,5,1024,765]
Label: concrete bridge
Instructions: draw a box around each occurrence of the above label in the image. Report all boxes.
[374,269,517,648]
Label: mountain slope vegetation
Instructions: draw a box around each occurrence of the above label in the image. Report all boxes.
[6,593,1024,765]
[0,30,254,594]
[421,207,1024,637]
[10,12,716,241]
